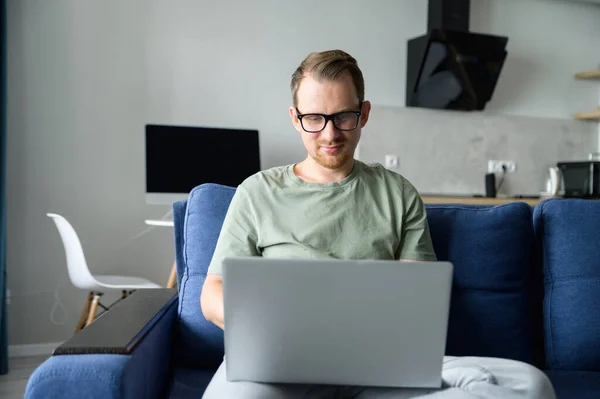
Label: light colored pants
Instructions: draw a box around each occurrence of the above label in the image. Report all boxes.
[202,356,556,399]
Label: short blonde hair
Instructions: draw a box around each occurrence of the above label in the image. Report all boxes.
[290,50,365,107]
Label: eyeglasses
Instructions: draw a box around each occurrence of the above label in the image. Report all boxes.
[296,103,363,133]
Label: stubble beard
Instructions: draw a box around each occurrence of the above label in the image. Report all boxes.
[312,142,354,170]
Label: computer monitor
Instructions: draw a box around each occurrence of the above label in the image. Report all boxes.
[145,124,261,205]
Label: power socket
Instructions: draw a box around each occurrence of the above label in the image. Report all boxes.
[385,154,399,169]
[488,160,516,174]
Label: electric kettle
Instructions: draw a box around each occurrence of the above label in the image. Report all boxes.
[545,167,562,196]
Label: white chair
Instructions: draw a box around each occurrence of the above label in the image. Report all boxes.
[47,213,162,332]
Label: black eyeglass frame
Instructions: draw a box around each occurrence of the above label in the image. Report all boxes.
[295,102,364,133]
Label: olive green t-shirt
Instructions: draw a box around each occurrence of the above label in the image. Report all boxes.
[207,160,436,275]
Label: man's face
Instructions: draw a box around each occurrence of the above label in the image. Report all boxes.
[289,72,370,170]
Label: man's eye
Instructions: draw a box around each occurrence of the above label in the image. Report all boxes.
[305,115,323,122]
[336,113,352,121]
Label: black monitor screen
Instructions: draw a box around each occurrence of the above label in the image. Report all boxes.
[145,124,261,193]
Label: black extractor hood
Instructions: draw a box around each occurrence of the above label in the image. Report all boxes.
[406,0,508,111]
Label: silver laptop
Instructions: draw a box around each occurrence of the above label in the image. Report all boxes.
[222,257,453,388]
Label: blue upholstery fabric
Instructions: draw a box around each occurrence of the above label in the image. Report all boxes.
[173,200,188,290]
[167,367,215,398]
[25,296,178,399]
[26,355,130,399]
[533,198,600,371]
[544,370,600,399]
[425,203,535,364]
[175,184,235,369]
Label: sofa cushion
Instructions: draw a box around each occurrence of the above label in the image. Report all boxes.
[533,198,600,371]
[425,203,536,364]
[544,370,600,399]
[175,184,234,368]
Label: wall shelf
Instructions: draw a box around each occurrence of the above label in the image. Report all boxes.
[575,69,600,79]
[574,109,600,120]
[574,66,600,121]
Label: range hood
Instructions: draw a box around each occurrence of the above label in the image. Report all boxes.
[406,0,508,111]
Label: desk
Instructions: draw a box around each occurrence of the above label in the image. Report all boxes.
[145,219,174,227]
[145,219,177,288]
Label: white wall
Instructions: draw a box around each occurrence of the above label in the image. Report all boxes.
[6,0,600,347]
[470,0,600,119]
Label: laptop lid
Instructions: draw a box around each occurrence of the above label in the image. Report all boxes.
[222,257,453,388]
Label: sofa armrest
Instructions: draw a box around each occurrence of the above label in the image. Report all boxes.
[55,288,177,355]
[25,289,179,399]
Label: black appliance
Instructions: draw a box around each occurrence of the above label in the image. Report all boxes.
[558,161,600,198]
[406,0,509,111]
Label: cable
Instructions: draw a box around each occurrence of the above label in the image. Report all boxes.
[496,165,507,193]
[50,281,68,326]
[94,208,172,268]
[160,209,173,220]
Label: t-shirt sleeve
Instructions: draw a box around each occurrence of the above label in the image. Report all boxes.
[207,186,260,275]
[397,180,437,261]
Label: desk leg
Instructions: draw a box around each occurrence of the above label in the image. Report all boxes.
[166,261,177,288]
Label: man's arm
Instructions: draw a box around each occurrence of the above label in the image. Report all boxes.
[397,179,437,261]
[201,274,224,329]
[200,186,259,330]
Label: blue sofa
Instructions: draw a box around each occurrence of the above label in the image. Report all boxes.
[25,183,600,398]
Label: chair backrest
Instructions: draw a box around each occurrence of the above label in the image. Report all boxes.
[47,213,96,290]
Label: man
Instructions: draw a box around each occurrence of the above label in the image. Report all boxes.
[200,50,555,398]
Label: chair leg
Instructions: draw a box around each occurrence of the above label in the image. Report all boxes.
[86,294,102,326]
[75,292,93,333]
[166,261,177,288]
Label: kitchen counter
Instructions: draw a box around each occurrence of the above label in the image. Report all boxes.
[420,195,548,206]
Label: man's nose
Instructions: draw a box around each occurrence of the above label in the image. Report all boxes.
[320,120,340,142]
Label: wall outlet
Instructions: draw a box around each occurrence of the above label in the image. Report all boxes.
[488,160,516,174]
[385,154,399,169]
[6,289,10,305]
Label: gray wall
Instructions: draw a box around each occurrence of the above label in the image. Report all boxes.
[6,0,600,347]
[359,106,598,196]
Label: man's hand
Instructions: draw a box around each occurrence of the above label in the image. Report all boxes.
[200,274,225,330]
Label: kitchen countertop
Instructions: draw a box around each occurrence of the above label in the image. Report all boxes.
[420,194,549,206]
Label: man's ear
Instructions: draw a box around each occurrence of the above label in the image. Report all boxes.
[289,106,303,133]
[360,100,372,128]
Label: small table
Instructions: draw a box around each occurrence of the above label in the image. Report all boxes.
[145,219,174,227]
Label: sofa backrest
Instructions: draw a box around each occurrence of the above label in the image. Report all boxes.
[533,198,600,371]
[174,184,233,369]
[175,183,545,369]
[426,203,539,365]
